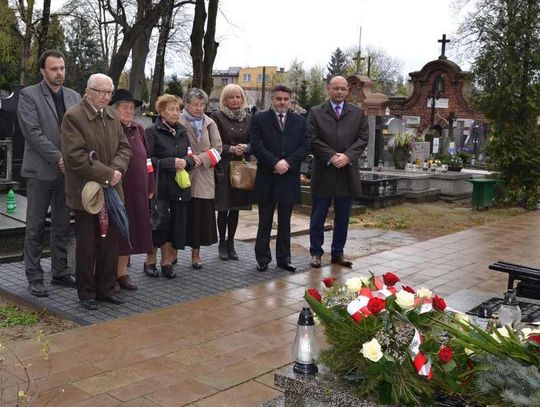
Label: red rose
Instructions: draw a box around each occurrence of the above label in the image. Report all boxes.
[402,285,416,294]
[432,295,447,311]
[382,272,400,287]
[438,346,453,364]
[322,277,336,288]
[367,297,386,314]
[307,288,322,302]
[528,335,540,346]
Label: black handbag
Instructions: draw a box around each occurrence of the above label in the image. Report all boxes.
[149,162,171,231]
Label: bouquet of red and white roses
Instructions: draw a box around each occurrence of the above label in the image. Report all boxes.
[304,273,474,405]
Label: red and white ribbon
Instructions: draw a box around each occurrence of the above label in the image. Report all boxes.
[346,284,397,322]
[206,148,221,167]
[409,329,433,379]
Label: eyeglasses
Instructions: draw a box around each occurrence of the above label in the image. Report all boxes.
[90,87,113,97]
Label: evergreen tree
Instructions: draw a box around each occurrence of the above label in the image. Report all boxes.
[460,0,540,208]
[326,47,348,80]
[165,74,184,98]
[64,18,106,93]
[0,0,22,89]
[297,79,309,110]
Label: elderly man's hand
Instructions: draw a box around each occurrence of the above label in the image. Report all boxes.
[331,153,350,168]
[110,170,122,186]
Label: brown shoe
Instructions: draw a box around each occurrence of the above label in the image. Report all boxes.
[331,255,353,268]
[117,275,138,290]
[310,255,322,268]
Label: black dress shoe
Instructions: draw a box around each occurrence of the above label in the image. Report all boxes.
[310,255,322,268]
[161,264,177,278]
[331,255,353,268]
[96,295,125,304]
[256,262,268,272]
[51,274,76,288]
[80,299,98,310]
[29,281,48,297]
[278,262,297,272]
[143,263,159,277]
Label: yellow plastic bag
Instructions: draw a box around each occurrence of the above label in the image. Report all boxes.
[175,169,191,189]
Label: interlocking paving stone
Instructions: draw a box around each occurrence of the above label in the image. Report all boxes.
[0,241,313,325]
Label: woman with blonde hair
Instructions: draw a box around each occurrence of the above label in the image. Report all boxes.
[211,84,253,261]
[144,94,195,278]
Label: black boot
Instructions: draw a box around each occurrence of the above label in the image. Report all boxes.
[227,239,239,260]
[218,240,229,260]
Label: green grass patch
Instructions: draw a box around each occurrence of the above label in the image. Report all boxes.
[0,305,38,327]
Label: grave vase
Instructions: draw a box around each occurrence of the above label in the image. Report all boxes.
[392,148,408,170]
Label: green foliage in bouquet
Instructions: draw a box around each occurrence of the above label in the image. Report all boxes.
[304,274,474,406]
[432,316,540,406]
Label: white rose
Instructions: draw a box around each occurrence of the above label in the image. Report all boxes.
[361,338,383,362]
[395,289,416,310]
[416,287,432,298]
[346,277,368,293]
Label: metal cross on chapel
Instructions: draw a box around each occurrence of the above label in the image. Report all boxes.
[438,34,450,59]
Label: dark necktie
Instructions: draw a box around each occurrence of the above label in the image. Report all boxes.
[335,105,341,119]
[278,113,285,130]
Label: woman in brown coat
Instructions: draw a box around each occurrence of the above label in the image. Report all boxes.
[211,84,252,260]
[179,88,222,269]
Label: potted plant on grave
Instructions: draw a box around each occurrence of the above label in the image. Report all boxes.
[388,133,415,170]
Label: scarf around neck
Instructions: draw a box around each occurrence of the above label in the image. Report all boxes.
[221,106,247,121]
[182,110,204,142]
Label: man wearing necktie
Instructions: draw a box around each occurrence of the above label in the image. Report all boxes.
[307,76,369,269]
[249,85,309,272]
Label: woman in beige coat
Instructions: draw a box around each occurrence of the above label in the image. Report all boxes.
[179,88,222,269]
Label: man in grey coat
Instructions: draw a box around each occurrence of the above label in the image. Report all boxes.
[307,76,369,269]
[17,49,81,297]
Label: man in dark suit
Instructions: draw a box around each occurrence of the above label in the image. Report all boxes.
[17,49,81,297]
[307,76,369,268]
[250,85,309,272]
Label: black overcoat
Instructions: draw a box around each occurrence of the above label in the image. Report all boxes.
[307,101,369,197]
[249,110,309,205]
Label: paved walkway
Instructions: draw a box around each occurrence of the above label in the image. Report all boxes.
[1,211,539,406]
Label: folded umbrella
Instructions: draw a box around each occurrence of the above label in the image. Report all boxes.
[104,186,132,249]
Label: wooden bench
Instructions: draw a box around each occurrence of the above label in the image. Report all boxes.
[489,261,540,300]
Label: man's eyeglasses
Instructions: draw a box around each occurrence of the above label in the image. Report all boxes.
[90,88,113,97]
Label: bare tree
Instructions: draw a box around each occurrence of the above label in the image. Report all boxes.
[104,0,194,87]
[189,0,218,95]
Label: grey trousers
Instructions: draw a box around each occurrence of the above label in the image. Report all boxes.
[24,177,71,283]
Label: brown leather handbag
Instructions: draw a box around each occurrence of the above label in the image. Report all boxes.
[229,158,257,190]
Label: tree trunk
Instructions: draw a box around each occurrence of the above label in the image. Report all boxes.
[36,0,51,73]
[129,29,152,99]
[201,0,218,95]
[189,0,206,89]
[150,0,174,111]
[128,0,152,99]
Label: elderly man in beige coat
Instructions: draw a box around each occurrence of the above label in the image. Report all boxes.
[61,73,131,310]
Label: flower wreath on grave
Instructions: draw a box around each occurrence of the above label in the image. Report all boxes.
[304,273,540,406]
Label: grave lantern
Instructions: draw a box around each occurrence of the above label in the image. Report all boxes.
[291,307,319,375]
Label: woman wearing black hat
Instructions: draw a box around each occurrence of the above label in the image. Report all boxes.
[110,89,154,290]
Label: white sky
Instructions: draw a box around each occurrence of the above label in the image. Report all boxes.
[214,0,470,76]
[50,0,471,78]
